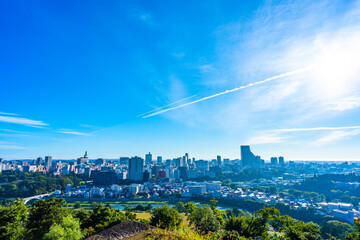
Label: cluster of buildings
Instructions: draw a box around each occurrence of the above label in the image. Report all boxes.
[1,145,360,224]
[56,177,359,224]
[0,146,286,183]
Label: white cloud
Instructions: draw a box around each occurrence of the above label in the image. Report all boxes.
[55,129,91,136]
[247,134,289,145]
[327,95,360,111]
[267,126,360,133]
[0,111,18,116]
[315,129,360,145]
[0,144,26,150]
[0,115,48,127]
[143,68,308,118]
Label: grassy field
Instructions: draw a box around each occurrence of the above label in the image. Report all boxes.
[128,211,152,220]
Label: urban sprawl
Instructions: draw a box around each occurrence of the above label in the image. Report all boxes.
[1,145,359,224]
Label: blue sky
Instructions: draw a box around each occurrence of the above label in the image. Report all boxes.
[1,0,360,160]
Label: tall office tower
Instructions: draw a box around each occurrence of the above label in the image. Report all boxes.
[45,156,52,167]
[271,157,278,165]
[128,156,144,181]
[184,153,189,164]
[77,151,89,165]
[241,145,256,167]
[35,157,42,166]
[0,158,3,172]
[165,159,172,167]
[224,158,230,165]
[279,156,285,165]
[145,152,152,164]
[174,157,183,167]
[217,155,222,167]
[83,151,89,163]
[182,156,187,166]
[157,156,162,164]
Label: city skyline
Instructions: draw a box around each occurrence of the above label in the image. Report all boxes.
[1,0,360,160]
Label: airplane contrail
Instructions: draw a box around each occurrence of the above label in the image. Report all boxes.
[142,67,311,118]
[138,95,197,117]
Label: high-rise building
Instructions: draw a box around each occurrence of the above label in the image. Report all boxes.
[35,157,42,166]
[271,157,278,165]
[183,153,189,165]
[279,156,285,165]
[241,145,261,168]
[217,155,222,167]
[128,156,144,181]
[145,152,152,164]
[0,158,3,172]
[77,151,89,165]
[157,156,162,164]
[45,156,52,167]
[174,157,183,167]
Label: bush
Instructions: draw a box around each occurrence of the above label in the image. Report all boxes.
[224,216,267,239]
[188,206,221,233]
[150,206,182,229]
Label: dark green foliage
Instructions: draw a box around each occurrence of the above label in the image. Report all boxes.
[134,204,152,211]
[282,221,321,240]
[26,197,68,240]
[222,230,245,240]
[82,204,129,232]
[210,199,224,225]
[224,216,267,239]
[225,207,251,219]
[72,209,92,225]
[74,202,81,209]
[321,220,354,239]
[0,170,89,198]
[0,199,27,240]
[150,205,182,229]
[295,174,360,198]
[175,201,186,213]
[188,206,221,233]
[346,218,360,240]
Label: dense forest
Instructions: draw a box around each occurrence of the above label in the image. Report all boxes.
[0,171,89,198]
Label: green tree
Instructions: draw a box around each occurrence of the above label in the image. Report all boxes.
[82,204,127,232]
[43,214,83,240]
[188,206,221,233]
[74,202,81,209]
[26,198,67,240]
[150,205,182,229]
[321,220,353,239]
[210,199,224,225]
[184,202,197,215]
[0,199,27,240]
[224,215,267,239]
[346,218,360,240]
[283,221,321,240]
[175,201,186,213]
